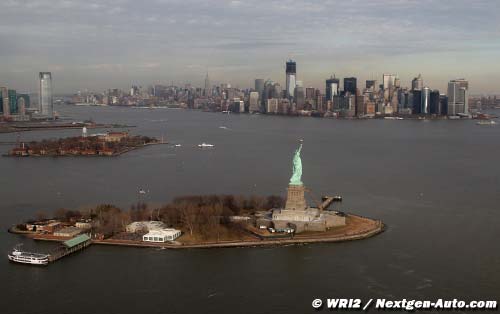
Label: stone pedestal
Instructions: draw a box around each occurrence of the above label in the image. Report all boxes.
[285,184,307,210]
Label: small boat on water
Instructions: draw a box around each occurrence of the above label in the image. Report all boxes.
[8,245,49,266]
[198,143,215,148]
[174,144,182,147]
[476,120,496,125]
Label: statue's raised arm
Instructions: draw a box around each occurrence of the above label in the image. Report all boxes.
[289,142,303,186]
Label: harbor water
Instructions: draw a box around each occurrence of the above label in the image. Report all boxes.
[1,106,499,314]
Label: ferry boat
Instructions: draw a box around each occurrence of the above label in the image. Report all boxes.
[198,143,214,148]
[8,245,49,265]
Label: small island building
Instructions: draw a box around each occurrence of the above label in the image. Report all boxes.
[143,229,181,242]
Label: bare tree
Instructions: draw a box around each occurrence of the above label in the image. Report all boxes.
[180,203,198,236]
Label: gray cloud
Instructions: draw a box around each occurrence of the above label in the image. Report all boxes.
[0,0,499,93]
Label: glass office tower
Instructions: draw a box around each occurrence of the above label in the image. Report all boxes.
[39,72,53,118]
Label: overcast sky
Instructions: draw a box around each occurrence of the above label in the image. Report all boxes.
[0,0,499,94]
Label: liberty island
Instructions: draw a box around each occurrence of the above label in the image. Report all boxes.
[7,141,383,260]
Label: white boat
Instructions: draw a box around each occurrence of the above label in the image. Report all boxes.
[476,120,497,125]
[8,245,49,266]
[174,144,182,147]
[198,143,215,148]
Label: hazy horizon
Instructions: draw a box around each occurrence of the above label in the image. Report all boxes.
[1,0,499,94]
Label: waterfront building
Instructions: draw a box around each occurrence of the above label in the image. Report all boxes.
[440,94,449,115]
[344,77,357,95]
[0,87,9,116]
[412,89,422,114]
[143,229,181,242]
[365,101,376,116]
[356,94,367,116]
[285,60,296,100]
[39,72,54,118]
[249,91,260,112]
[412,74,423,90]
[421,86,431,114]
[17,94,30,109]
[54,226,84,237]
[266,98,279,114]
[17,97,26,116]
[294,82,305,110]
[325,76,340,103]
[447,79,469,116]
[332,95,356,117]
[278,98,291,115]
[232,98,245,113]
[398,89,409,111]
[429,90,441,114]
[8,90,18,114]
[255,79,264,101]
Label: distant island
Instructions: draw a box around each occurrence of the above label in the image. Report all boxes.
[5,131,165,157]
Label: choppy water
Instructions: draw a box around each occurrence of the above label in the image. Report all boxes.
[1,106,499,314]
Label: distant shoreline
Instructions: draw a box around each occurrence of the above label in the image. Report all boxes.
[0,123,134,134]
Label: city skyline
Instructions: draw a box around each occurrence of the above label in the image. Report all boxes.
[1,0,499,94]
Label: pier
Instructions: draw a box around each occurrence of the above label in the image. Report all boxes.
[48,234,91,262]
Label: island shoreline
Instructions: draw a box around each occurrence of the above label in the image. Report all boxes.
[8,215,385,250]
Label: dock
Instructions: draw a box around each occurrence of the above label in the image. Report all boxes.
[48,234,92,262]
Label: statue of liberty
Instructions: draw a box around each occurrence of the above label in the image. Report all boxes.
[289,141,303,186]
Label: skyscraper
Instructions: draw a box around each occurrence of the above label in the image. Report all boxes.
[8,90,17,114]
[255,79,264,100]
[429,90,441,115]
[325,76,339,103]
[17,97,26,116]
[439,94,449,115]
[285,60,296,100]
[366,80,377,91]
[382,74,397,90]
[447,79,469,115]
[249,91,260,113]
[39,72,53,118]
[412,74,423,91]
[294,81,305,110]
[305,87,315,100]
[204,72,210,97]
[0,87,9,116]
[421,86,431,114]
[344,77,357,95]
[262,79,274,107]
[412,89,422,114]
